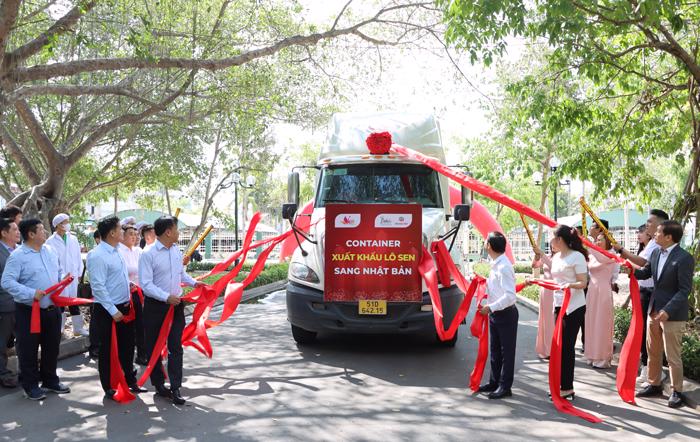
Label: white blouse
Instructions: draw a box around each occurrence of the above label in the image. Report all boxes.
[550,250,588,314]
[117,243,142,285]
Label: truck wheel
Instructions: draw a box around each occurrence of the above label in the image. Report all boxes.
[291,324,317,345]
[436,329,458,348]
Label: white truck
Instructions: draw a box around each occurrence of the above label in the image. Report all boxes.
[282,112,471,346]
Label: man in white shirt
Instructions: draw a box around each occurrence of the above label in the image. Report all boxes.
[45,213,87,337]
[477,231,518,400]
[139,216,203,405]
[614,209,669,377]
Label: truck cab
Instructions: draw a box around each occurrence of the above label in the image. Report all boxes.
[283,113,469,345]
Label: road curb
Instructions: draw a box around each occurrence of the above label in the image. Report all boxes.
[517,294,699,410]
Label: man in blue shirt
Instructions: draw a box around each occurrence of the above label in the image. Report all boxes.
[139,216,202,405]
[1,219,70,400]
[87,216,147,399]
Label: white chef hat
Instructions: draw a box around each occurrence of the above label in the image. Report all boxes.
[52,213,69,228]
[120,216,136,226]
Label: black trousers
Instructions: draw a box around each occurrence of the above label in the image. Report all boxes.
[93,302,136,393]
[132,291,146,360]
[488,305,519,390]
[639,287,652,366]
[580,287,587,349]
[555,305,585,391]
[144,297,185,390]
[14,302,61,391]
[88,304,99,356]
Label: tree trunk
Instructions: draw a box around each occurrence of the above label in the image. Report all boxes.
[535,147,553,248]
[165,187,172,215]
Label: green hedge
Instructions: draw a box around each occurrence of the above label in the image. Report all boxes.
[187,261,254,273]
[514,264,533,274]
[614,307,632,343]
[682,332,700,381]
[184,262,288,293]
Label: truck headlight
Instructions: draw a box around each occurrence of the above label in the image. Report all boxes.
[290,262,320,283]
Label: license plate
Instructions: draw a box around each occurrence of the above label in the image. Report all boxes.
[358,300,387,315]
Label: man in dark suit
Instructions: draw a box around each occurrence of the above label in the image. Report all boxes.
[0,218,20,388]
[633,220,693,408]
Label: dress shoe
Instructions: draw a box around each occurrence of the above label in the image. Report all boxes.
[636,384,663,398]
[488,387,512,400]
[105,389,116,400]
[155,385,173,399]
[42,382,70,394]
[668,391,684,408]
[477,383,497,393]
[24,386,47,401]
[171,388,186,405]
[129,384,148,393]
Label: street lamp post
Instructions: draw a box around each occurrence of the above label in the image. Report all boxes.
[232,173,256,251]
[534,156,570,222]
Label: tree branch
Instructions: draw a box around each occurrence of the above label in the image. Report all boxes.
[10,2,433,82]
[66,71,196,166]
[9,84,160,106]
[0,124,41,184]
[14,99,62,164]
[64,130,139,208]
[0,0,21,67]
[7,0,98,63]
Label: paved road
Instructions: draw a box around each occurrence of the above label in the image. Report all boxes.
[1,291,698,441]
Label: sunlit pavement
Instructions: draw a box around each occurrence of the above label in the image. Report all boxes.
[1,290,698,441]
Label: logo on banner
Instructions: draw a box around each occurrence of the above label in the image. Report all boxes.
[335,214,361,228]
[375,214,412,228]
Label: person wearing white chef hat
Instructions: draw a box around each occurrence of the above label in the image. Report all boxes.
[45,213,88,337]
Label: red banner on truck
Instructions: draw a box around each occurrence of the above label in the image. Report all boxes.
[324,204,422,303]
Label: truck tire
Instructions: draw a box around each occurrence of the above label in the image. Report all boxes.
[436,329,458,348]
[291,324,317,345]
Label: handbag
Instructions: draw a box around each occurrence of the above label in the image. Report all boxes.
[77,265,92,299]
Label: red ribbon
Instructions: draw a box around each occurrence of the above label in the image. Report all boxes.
[132,285,144,305]
[136,216,306,388]
[391,143,642,412]
[418,242,490,391]
[30,276,94,334]
[109,319,136,403]
[516,280,602,423]
[420,243,486,340]
[469,282,489,391]
[616,269,642,404]
[137,306,174,387]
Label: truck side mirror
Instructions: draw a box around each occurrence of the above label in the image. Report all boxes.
[282,203,298,220]
[462,186,470,204]
[453,204,470,221]
[288,172,300,206]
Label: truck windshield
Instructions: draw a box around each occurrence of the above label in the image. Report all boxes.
[316,163,442,208]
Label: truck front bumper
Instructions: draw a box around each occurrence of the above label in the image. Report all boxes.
[286,281,464,335]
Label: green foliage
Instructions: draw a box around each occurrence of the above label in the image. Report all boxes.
[681,331,700,382]
[184,262,288,291]
[439,0,699,212]
[614,307,633,343]
[472,262,490,277]
[513,264,532,274]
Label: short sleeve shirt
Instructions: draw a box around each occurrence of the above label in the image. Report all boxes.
[551,251,588,314]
